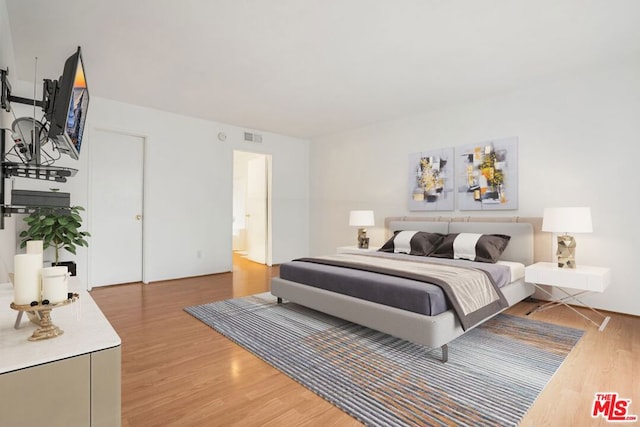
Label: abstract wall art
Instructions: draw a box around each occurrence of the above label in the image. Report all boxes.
[455,137,518,211]
[408,147,454,211]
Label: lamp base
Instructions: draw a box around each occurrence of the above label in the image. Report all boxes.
[557,234,576,269]
[357,228,369,249]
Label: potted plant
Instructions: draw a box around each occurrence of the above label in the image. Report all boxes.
[19,205,90,276]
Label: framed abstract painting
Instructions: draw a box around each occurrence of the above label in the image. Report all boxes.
[408,147,454,211]
[455,137,518,211]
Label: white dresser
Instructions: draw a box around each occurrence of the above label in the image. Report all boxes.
[0,281,121,427]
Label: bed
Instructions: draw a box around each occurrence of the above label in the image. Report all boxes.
[270,216,548,362]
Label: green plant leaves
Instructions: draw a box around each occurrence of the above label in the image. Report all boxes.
[19,206,90,264]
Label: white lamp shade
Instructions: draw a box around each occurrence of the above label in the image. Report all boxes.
[349,210,375,227]
[542,207,593,233]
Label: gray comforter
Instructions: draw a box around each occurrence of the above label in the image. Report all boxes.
[292,252,509,330]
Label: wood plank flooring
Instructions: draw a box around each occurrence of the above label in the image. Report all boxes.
[90,255,639,426]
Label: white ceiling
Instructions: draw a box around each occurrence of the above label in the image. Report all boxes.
[6,0,640,139]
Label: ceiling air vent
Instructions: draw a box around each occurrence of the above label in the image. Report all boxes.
[244,132,263,143]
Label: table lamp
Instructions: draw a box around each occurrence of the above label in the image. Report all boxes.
[349,210,375,249]
[542,207,592,268]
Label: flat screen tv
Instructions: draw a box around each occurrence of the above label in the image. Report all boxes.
[46,47,89,160]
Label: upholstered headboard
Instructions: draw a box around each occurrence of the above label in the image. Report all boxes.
[385,216,550,265]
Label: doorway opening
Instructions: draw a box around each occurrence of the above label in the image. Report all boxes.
[232,151,272,266]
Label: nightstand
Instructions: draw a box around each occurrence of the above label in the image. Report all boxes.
[524,262,611,331]
[336,246,379,254]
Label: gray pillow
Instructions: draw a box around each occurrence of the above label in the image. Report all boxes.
[378,231,444,256]
[430,233,511,263]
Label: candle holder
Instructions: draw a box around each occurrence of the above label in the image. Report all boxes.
[10,294,79,341]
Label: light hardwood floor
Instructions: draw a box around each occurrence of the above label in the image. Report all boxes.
[90,255,639,426]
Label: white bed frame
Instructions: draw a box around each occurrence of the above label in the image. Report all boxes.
[271,216,548,362]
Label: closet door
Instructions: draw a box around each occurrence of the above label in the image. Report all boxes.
[90,129,144,287]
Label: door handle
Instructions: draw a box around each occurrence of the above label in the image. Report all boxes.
[135,214,142,220]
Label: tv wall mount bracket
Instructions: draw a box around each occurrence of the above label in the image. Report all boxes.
[1,68,49,112]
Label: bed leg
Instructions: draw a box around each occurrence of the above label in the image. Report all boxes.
[441,344,448,363]
[277,297,283,304]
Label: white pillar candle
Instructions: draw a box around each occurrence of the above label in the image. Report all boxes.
[25,238,44,268]
[25,240,44,299]
[41,266,69,304]
[14,254,42,305]
[26,240,44,254]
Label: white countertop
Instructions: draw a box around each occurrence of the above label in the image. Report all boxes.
[0,281,121,374]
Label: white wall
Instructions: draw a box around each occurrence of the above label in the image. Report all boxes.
[1,0,310,285]
[2,91,310,285]
[0,0,12,75]
[0,0,16,283]
[309,59,640,316]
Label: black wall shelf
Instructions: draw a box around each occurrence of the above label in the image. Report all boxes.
[1,129,77,230]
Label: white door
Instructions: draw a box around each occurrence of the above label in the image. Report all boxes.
[89,129,144,287]
[246,156,268,264]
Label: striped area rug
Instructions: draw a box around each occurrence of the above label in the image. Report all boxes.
[185,293,583,426]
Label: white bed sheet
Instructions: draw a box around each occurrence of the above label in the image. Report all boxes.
[496,260,525,282]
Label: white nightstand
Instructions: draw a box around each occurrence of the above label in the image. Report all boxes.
[336,246,379,254]
[524,261,611,331]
